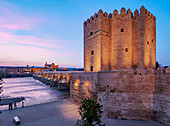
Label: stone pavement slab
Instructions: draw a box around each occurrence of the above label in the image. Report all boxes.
[0,101,166,126]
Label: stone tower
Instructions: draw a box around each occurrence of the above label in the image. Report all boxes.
[132,6,156,69]
[84,9,110,72]
[84,6,156,72]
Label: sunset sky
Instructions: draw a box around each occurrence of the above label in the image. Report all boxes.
[0,0,170,67]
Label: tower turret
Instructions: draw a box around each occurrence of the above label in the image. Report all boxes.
[110,7,133,69]
[132,6,156,69]
[84,9,110,72]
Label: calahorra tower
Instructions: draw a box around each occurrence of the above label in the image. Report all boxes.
[84,6,156,72]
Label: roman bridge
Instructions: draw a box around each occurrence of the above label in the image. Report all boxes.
[33,71,83,90]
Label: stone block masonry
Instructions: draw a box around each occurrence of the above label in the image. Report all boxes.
[154,66,170,125]
[70,67,170,126]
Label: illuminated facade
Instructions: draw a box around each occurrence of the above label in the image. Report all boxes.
[33,7,170,126]
[84,6,156,72]
[45,62,59,70]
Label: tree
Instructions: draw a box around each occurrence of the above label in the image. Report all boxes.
[156,61,160,69]
[75,98,105,126]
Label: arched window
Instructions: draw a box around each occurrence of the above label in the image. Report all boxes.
[90,66,93,71]
[91,50,94,55]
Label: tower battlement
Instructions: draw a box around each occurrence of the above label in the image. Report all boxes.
[84,6,156,72]
[84,6,156,27]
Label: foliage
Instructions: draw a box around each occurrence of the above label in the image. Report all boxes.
[75,98,105,126]
[156,61,160,69]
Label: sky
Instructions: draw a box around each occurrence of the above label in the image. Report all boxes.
[0,0,169,67]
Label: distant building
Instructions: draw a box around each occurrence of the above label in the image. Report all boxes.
[45,62,59,70]
[33,68,44,73]
[0,66,33,73]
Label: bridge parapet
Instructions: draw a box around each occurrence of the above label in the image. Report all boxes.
[33,71,83,89]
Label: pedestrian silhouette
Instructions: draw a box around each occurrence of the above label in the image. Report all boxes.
[14,101,17,109]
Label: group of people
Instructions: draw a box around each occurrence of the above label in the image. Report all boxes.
[8,101,24,110]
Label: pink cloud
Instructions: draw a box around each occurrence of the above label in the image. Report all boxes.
[0,61,42,66]
[0,32,12,38]
[0,44,72,66]
[0,3,41,30]
[1,24,21,30]
[0,1,82,67]
[0,31,66,49]
[1,57,16,60]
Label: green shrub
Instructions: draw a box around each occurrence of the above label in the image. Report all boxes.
[75,98,105,126]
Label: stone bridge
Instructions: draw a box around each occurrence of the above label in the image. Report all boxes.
[33,71,83,90]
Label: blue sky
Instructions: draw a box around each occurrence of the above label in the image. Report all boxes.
[0,0,169,67]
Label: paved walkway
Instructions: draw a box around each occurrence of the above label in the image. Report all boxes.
[0,100,166,126]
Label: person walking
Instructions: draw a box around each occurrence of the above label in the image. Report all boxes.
[11,103,13,110]
[22,101,24,108]
[8,103,10,110]
[9,103,13,110]
[14,101,17,109]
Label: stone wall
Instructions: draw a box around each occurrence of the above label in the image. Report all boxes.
[70,72,98,104]
[70,67,170,125]
[154,66,170,125]
[97,68,155,120]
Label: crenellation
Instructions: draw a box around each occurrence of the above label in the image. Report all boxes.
[103,12,108,17]
[148,12,151,16]
[127,9,133,18]
[146,68,155,74]
[157,67,166,74]
[153,16,156,21]
[83,21,87,27]
[90,16,94,21]
[94,13,98,18]
[139,7,156,22]
[86,19,90,24]
[136,68,145,76]
[127,68,134,74]
[165,66,170,74]
[98,9,103,17]
[113,9,118,16]
[140,6,146,15]
[120,7,126,14]
[134,9,139,17]
[108,13,112,18]
[84,6,155,29]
